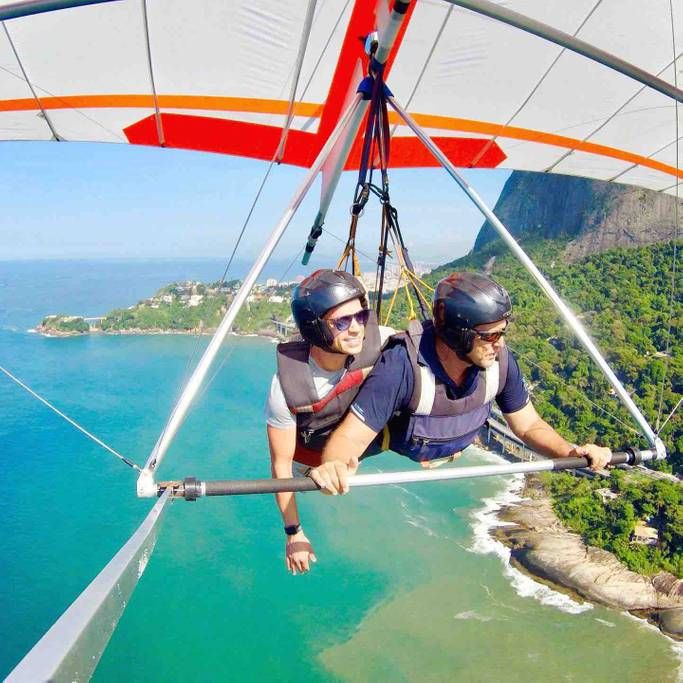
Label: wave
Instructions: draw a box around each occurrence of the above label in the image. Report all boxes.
[398,499,439,538]
[389,482,426,505]
[453,610,496,622]
[594,617,616,628]
[468,469,592,615]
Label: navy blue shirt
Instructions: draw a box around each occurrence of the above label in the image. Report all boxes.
[350,330,529,453]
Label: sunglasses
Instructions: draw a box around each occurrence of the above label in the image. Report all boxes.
[471,322,508,344]
[327,308,370,332]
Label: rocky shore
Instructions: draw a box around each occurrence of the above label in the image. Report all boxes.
[492,476,683,640]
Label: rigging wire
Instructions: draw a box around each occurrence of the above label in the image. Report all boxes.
[657,396,682,436]
[655,0,680,432]
[298,0,352,108]
[473,0,603,168]
[508,347,642,437]
[0,365,142,471]
[322,226,376,262]
[278,248,305,283]
[2,22,61,141]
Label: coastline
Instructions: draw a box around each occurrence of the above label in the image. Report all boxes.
[485,473,683,641]
[32,326,282,341]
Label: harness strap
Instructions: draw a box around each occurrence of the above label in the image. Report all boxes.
[381,424,391,451]
[292,367,371,414]
[397,321,510,417]
[415,365,436,415]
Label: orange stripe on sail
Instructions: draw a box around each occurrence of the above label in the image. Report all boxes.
[0,94,322,118]
[401,112,683,180]
[1,94,679,179]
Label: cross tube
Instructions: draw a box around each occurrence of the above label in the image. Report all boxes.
[167,449,654,499]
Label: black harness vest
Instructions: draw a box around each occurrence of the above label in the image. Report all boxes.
[385,320,509,461]
[276,312,381,458]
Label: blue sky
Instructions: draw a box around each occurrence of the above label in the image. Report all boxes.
[1,141,510,269]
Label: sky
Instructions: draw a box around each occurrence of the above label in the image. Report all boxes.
[0,140,511,270]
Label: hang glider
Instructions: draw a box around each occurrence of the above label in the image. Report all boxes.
[2,0,679,680]
[1,0,681,193]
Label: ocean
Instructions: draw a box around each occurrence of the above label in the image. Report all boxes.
[1,259,680,682]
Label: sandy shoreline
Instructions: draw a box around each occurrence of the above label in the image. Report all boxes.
[487,474,683,640]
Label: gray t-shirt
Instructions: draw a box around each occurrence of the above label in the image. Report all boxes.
[265,326,395,430]
[265,358,345,430]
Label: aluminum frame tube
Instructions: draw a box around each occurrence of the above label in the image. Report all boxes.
[274,0,317,163]
[185,449,653,497]
[303,98,371,265]
[7,492,170,682]
[388,96,666,459]
[304,0,412,265]
[444,0,683,103]
[138,94,365,495]
[0,0,118,21]
[375,0,412,65]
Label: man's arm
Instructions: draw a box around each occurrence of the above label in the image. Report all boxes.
[267,424,317,574]
[503,401,611,471]
[308,344,413,495]
[308,413,379,494]
[267,424,300,524]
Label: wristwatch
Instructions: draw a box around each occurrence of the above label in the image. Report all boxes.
[284,524,301,536]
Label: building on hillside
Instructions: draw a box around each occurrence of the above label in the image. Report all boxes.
[631,520,658,546]
[596,488,619,503]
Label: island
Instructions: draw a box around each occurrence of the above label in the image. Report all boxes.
[36,278,294,338]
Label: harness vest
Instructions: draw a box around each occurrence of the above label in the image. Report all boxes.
[276,311,382,466]
[385,320,509,462]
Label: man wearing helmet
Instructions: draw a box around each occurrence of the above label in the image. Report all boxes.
[266,269,388,574]
[309,271,612,495]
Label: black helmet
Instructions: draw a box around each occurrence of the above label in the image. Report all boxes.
[432,272,512,357]
[292,269,368,350]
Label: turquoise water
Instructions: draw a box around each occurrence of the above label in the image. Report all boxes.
[1,261,681,681]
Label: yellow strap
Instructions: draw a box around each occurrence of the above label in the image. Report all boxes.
[383,276,401,325]
[352,252,361,277]
[381,424,391,451]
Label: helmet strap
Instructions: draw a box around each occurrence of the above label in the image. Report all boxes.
[437,326,475,361]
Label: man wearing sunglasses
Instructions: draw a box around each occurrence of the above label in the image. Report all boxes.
[266,269,390,574]
[309,271,612,495]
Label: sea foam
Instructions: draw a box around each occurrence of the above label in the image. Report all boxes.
[467,450,592,615]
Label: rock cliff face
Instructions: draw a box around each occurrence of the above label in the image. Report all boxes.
[475,171,680,261]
